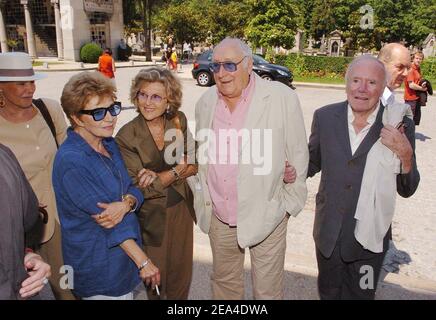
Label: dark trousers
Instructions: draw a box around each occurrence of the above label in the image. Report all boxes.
[316,243,386,300]
[405,100,421,126]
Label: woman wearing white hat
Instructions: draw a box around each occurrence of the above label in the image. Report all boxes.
[0,52,75,300]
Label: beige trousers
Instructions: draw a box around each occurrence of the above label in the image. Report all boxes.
[38,221,76,300]
[209,214,288,300]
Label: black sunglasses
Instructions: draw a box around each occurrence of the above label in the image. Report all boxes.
[79,101,122,121]
[209,56,247,73]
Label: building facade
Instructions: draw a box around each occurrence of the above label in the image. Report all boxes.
[0,0,124,61]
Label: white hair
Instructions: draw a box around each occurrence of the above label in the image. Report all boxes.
[213,37,253,68]
[345,55,387,87]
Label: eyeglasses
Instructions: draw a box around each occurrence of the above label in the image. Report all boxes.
[79,101,122,121]
[209,56,247,73]
[136,91,166,104]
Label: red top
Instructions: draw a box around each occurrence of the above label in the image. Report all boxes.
[98,53,115,78]
[404,63,421,101]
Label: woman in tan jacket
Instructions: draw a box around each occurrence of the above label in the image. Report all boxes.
[0,52,74,299]
[116,67,197,300]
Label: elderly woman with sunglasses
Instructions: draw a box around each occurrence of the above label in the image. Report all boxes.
[52,71,160,300]
[115,67,197,300]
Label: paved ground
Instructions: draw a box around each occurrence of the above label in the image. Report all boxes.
[33,59,436,300]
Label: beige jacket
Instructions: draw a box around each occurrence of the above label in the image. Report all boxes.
[192,74,309,248]
[0,98,67,243]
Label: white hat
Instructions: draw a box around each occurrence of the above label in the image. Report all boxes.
[0,52,46,82]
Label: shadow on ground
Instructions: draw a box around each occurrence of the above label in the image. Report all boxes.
[188,259,436,300]
[38,258,436,300]
[415,132,432,141]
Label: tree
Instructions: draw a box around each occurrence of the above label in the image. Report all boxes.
[207,1,249,45]
[123,0,163,61]
[153,1,208,49]
[244,0,303,50]
[309,0,352,41]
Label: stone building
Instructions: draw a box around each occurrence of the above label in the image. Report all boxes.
[0,0,124,61]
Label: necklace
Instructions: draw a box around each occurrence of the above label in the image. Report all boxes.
[96,149,124,201]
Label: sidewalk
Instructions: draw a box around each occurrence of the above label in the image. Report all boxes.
[34,56,409,93]
[33,56,349,90]
[33,55,166,72]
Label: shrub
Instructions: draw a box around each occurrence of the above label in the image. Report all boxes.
[80,43,103,63]
[421,57,436,81]
[274,53,352,78]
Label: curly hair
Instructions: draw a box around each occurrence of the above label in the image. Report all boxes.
[130,67,182,119]
[61,71,116,127]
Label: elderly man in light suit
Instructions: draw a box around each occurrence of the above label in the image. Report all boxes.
[193,38,308,299]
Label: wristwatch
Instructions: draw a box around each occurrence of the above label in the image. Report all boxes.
[122,194,138,212]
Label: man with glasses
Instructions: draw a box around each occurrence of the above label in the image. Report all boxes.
[193,38,309,299]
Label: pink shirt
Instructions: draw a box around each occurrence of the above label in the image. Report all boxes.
[207,74,256,226]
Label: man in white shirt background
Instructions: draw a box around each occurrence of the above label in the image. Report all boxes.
[378,43,411,106]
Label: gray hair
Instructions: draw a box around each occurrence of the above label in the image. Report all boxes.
[213,37,253,68]
[345,55,387,87]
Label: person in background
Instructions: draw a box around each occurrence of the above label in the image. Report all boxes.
[53,71,159,300]
[116,67,197,299]
[404,51,427,126]
[377,43,412,106]
[0,52,74,300]
[0,143,51,300]
[170,48,178,72]
[166,47,174,70]
[98,48,116,81]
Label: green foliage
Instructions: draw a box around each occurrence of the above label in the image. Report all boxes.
[153,1,208,46]
[274,53,353,77]
[303,0,435,51]
[421,58,436,81]
[131,0,435,55]
[245,0,303,49]
[207,1,248,44]
[80,43,103,63]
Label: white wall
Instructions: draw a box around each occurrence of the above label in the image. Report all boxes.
[59,0,124,61]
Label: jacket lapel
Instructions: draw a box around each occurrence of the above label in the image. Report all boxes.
[136,115,162,166]
[199,89,218,177]
[334,101,353,158]
[240,74,269,154]
[352,104,385,160]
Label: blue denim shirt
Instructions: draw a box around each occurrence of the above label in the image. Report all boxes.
[53,128,144,298]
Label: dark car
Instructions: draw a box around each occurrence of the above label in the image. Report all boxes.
[192,50,294,88]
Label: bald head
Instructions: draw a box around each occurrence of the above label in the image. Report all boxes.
[213,38,252,61]
[378,43,411,90]
[346,55,387,87]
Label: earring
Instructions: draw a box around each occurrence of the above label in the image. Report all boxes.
[0,91,5,108]
[165,105,171,115]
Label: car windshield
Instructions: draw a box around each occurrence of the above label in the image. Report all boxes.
[253,55,269,64]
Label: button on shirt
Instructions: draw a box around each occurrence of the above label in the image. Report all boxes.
[348,102,380,155]
[207,74,256,226]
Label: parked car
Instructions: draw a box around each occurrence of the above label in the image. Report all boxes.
[192,50,294,88]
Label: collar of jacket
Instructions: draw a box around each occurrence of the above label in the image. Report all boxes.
[66,127,116,156]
